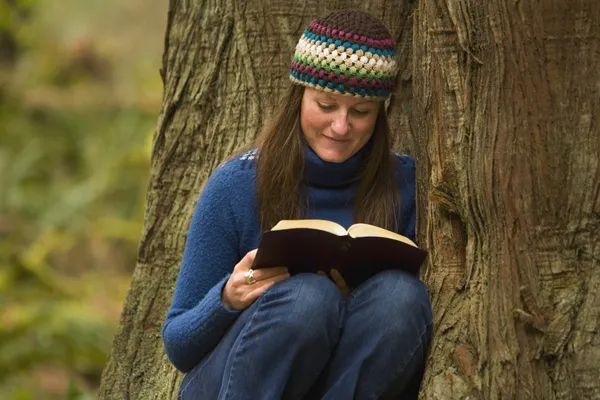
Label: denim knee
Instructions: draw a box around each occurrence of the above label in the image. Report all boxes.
[349,270,432,333]
[262,273,344,343]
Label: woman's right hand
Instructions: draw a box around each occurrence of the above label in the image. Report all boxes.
[222,249,290,311]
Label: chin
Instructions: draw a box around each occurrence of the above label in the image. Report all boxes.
[316,148,352,163]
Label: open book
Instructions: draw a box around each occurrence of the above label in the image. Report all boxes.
[252,219,428,288]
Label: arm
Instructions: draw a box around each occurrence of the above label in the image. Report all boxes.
[162,166,242,372]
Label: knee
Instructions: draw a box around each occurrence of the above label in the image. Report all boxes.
[265,273,344,342]
[366,270,430,308]
[352,270,432,332]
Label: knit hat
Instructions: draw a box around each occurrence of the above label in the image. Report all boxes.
[290,9,397,98]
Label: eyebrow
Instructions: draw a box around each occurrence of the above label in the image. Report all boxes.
[320,93,377,106]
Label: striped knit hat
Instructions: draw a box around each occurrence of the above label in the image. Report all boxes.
[290,9,397,98]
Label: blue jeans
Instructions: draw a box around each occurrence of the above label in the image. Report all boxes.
[179,270,433,400]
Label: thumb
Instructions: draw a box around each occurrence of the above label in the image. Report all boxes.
[247,249,258,259]
[238,249,258,271]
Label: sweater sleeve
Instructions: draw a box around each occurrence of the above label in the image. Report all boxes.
[162,165,243,372]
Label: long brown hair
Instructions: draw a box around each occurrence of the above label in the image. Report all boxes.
[255,84,400,232]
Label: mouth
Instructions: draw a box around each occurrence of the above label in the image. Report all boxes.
[322,134,350,143]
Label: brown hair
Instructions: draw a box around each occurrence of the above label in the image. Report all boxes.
[254,84,400,232]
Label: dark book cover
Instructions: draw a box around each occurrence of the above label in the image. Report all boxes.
[252,228,428,288]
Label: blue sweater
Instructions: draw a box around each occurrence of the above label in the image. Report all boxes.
[162,144,416,372]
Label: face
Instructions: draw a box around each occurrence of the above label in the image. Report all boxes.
[299,88,380,163]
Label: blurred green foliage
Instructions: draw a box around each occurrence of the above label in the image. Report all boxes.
[0,0,164,397]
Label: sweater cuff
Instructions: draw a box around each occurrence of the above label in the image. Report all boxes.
[206,274,241,318]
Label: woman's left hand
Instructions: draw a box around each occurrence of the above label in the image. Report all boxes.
[319,269,351,300]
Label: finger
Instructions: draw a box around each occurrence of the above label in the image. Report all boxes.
[244,281,275,304]
[244,272,289,295]
[317,270,327,277]
[329,269,344,284]
[330,269,350,291]
[232,267,287,291]
[330,269,350,300]
[243,273,290,303]
[251,266,289,282]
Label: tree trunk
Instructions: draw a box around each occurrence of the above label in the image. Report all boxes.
[97,1,415,398]
[99,0,600,399]
[413,1,600,399]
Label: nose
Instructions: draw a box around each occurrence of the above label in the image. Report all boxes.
[331,112,351,136]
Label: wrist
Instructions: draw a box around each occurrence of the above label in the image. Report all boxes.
[221,286,237,310]
[221,291,233,310]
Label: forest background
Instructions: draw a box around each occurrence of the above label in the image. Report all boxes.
[0,1,167,398]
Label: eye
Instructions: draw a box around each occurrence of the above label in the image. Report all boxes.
[351,108,371,115]
[317,102,335,110]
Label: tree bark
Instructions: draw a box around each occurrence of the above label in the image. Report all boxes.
[99,0,600,399]
[413,1,600,399]
[97,1,415,399]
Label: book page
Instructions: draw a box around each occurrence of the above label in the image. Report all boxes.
[271,219,348,236]
[347,223,417,247]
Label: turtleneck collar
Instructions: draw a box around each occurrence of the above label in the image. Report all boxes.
[303,142,368,188]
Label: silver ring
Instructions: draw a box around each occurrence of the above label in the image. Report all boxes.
[244,269,256,285]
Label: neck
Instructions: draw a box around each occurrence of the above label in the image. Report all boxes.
[303,144,367,188]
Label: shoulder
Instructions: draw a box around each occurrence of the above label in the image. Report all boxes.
[219,148,258,168]
[390,153,417,238]
[216,148,258,172]
[390,152,416,183]
[191,149,258,226]
[391,151,415,168]
[199,149,258,206]
[211,149,258,180]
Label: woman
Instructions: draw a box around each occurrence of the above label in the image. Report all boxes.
[163,9,432,400]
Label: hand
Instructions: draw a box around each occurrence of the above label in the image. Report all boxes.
[222,249,290,311]
[319,269,351,300]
